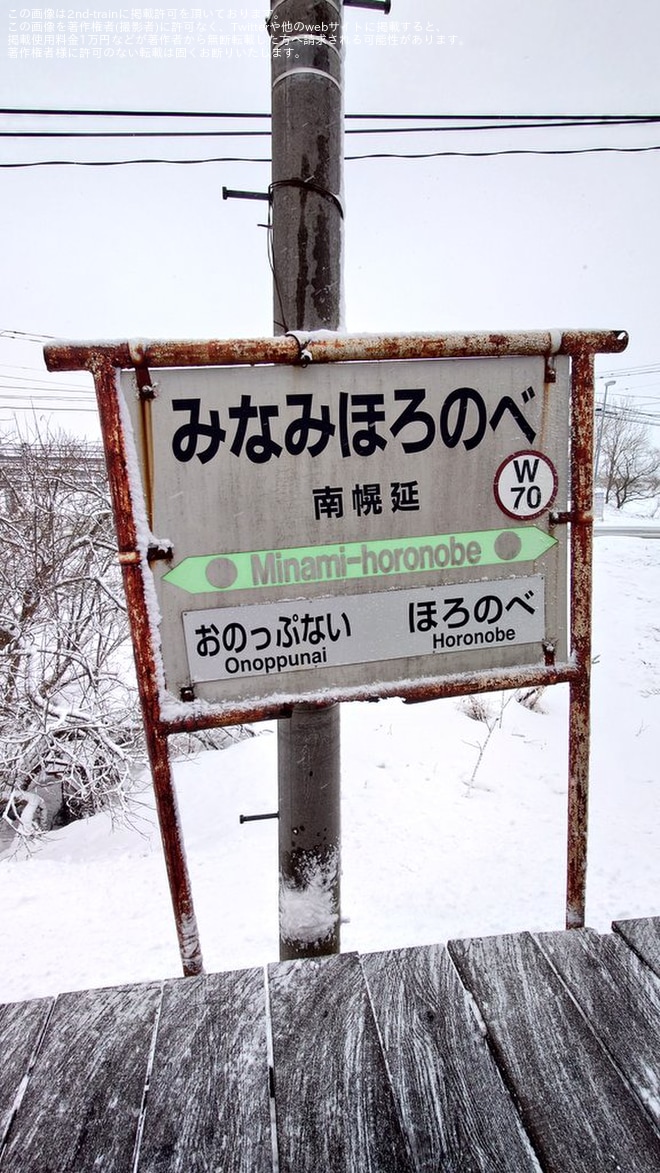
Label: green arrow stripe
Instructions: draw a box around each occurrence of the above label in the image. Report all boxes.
[163,527,557,595]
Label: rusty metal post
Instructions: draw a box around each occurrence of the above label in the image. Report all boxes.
[566,351,595,929]
[93,360,204,976]
[270,0,343,958]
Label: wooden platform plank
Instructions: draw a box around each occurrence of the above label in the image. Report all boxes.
[136,967,271,1173]
[613,917,660,980]
[268,952,414,1173]
[1,981,161,1173]
[535,928,660,1131]
[0,997,53,1150]
[448,931,660,1173]
[361,944,540,1172]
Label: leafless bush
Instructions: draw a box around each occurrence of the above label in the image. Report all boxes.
[1,427,257,844]
[0,428,142,839]
[459,694,493,724]
[516,686,546,712]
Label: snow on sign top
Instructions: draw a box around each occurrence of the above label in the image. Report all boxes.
[119,352,570,707]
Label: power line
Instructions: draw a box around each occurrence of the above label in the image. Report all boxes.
[4,116,660,139]
[4,144,660,168]
[0,396,95,406]
[0,155,271,167]
[0,107,272,118]
[3,108,660,165]
[0,405,99,415]
[0,130,273,139]
[3,107,660,120]
[345,145,660,161]
[0,328,57,341]
[0,387,96,404]
[599,364,660,378]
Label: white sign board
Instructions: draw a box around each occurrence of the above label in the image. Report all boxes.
[184,574,546,683]
[120,354,569,705]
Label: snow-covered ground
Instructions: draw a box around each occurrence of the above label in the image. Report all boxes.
[1,515,659,1003]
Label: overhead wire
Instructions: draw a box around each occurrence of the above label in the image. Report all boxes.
[4,145,660,168]
[3,116,660,139]
[1,113,660,405]
[2,109,660,166]
[2,107,660,120]
[0,332,95,416]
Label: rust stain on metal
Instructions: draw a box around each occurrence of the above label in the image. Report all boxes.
[565,351,596,930]
[92,360,205,977]
[157,660,580,737]
[44,328,629,373]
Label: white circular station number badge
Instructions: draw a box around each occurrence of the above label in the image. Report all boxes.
[494,450,558,520]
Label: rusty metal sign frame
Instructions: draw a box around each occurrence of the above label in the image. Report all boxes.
[45,328,628,975]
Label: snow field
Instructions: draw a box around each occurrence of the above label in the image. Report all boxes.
[1,530,659,1003]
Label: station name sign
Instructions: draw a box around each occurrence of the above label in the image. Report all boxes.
[120,352,570,706]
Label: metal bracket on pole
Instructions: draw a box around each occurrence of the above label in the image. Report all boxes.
[544,354,558,384]
[128,340,156,399]
[147,541,174,563]
[270,178,344,219]
[222,186,271,202]
[285,331,314,366]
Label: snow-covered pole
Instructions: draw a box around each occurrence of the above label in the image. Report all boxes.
[269,0,344,959]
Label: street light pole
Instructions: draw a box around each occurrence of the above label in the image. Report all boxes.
[594,378,615,480]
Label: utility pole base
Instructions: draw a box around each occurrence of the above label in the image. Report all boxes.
[278,704,341,960]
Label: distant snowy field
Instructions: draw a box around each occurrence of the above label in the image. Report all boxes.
[1,518,659,1003]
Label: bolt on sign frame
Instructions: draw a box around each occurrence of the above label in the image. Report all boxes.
[45,329,628,977]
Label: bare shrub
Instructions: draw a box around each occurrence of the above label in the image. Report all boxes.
[0,428,141,839]
[460,694,493,724]
[516,686,546,712]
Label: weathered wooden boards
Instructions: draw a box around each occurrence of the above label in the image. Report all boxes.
[361,944,539,1172]
[137,969,271,1173]
[448,929,660,1172]
[268,952,414,1173]
[2,919,660,1172]
[536,928,660,1133]
[0,982,161,1173]
[613,915,660,979]
[0,969,270,1173]
[0,996,52,1153]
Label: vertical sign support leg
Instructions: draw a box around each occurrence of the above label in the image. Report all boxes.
[94,359,204,976]
[145,726,205,976]
[566,351,595,929]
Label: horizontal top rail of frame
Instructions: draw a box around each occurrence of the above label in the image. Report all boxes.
[44,328,628,372]
[158,660,581,734]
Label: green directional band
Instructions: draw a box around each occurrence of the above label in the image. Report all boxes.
[162,527,557,595]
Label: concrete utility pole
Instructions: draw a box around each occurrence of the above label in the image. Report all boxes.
[269,0,344,959]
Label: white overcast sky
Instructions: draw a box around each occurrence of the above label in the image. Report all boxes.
[1,0,660,434]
